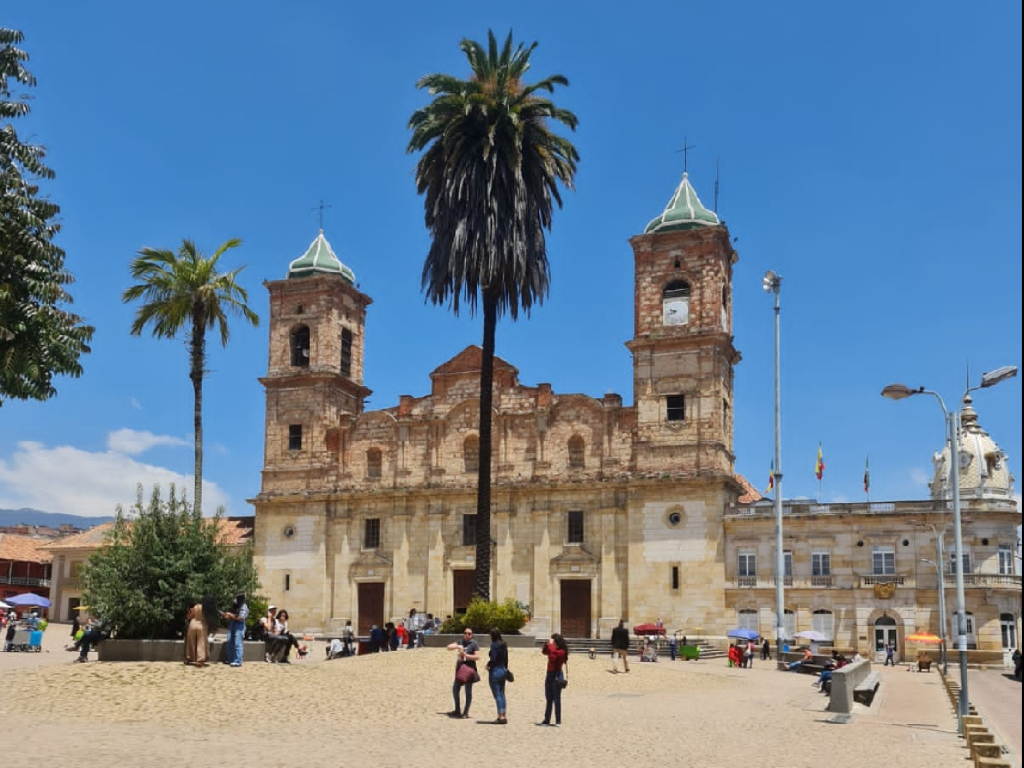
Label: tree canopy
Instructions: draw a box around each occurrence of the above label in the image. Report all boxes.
[407,30,578,599]
[122,238,258,514]
[0,27,93,407]
[81,486,260,640]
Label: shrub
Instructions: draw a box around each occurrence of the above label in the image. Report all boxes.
[441,598,528,635]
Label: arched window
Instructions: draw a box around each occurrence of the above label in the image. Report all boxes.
[812,609,834,640]
[290,325,310,367]
[737,609,758,633]
[340,328,353,377]
[366,448,382,480]
[463,435,479,473]
[568,435,585,469]
[662,280,691,326]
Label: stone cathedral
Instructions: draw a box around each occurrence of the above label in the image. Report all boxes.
[252,174,1020,660]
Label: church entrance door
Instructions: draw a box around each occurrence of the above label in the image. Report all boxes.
[560,580,591,638]
[357,582,384,635]
[453,570,474,615]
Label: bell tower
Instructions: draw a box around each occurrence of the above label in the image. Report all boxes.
[626,173,740,476]
[260,230,371,487]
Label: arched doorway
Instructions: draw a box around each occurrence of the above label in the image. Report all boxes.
[874,614,898,663]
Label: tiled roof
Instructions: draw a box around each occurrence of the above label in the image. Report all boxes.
[0,533,53,564]
[735,474,763,504]
[41,518,252,552]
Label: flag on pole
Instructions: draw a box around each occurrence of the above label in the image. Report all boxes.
[815,443,825,480]
[863,456,870,494]
[765,460,775,495]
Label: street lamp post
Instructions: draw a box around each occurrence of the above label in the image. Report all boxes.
[763,270,784,651]
[919,554,948,674]
[882,365,1018,736]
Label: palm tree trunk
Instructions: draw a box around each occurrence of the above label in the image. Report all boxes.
[474,291,497,601]
[190,320,205,516]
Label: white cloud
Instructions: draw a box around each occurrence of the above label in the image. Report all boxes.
[130,398,142,410]
[0,438,230,517]
[107,428,188,455]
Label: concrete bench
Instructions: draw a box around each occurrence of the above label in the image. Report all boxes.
[853,671,881,706]
[826,658,874,714]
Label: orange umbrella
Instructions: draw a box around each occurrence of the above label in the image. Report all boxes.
[905,632,942,644]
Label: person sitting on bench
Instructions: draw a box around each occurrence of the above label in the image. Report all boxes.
[788,646,814,671]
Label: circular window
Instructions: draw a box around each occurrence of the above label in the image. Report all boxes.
[666,509,683,527]
[283,525,295,539]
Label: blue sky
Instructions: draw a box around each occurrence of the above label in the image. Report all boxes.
[1,1,1020,518]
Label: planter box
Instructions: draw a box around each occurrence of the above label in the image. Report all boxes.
[421,633,536,649]
[97,639,266,663]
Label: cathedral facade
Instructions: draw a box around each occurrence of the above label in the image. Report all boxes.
[252,175,1020,661]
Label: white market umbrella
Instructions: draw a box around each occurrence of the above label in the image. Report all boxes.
[794,630,829,642]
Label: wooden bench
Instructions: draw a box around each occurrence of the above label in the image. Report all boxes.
[853,671,881,705]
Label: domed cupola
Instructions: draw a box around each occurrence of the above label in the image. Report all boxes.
[930,395,1015,500]
[288,230,356,283]
[644,172,720,233]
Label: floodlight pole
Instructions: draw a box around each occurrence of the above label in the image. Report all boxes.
[763,271,785,652]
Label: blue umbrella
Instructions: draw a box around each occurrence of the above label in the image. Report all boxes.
[726,628,759,641]
[5,593,51,608]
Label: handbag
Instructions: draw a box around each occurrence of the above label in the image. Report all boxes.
[505,668,515,683]
[455,663,478,685]
[557,671,568,689]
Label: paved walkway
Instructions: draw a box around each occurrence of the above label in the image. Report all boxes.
[966,666,1021,768]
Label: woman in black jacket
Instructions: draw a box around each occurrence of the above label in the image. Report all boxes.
[487,627,510,724]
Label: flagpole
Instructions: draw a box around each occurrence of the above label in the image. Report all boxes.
[763,270,784,654]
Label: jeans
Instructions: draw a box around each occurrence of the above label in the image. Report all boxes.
[543,671,563,724]
[489,675,507,715]
[452,679,474,715]
[77,629,105,659]
[227,620,245,665]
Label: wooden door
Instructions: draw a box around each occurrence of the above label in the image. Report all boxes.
[560,580,591,638]
[357,582,384,635]
[453,570,475,615]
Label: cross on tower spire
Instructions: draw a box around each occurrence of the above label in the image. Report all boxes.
[676,136,697,174]
[312,199,333,231]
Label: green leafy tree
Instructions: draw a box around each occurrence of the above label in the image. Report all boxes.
[0,28,93,406]
[408,30,578,600]
[122,239,258,514]
[81,485,260,640]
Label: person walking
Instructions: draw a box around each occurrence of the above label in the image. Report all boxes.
[446,627,480,719]
[540,633,569,727]
[744,640,754,668]
[761,638,771,660]
[611,619,630,673]
[486,628,509,724]
[220,592,248,667]
[884,641,896,667]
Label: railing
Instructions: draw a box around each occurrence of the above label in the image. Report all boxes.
[0,575,51,588]
[770,576,794,587]
[955,573,1021,588]
[810,575,833,588]
[737,576,757,587]
[860,574,905,587]
[62,577,84,590]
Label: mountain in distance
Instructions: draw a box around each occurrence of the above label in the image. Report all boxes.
[0,507,114,530]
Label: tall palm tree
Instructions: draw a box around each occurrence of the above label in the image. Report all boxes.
[408,30,579,600]
[122,239,258,515]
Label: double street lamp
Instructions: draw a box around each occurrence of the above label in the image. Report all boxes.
[762,270,784,650]
[882,364,1018,734]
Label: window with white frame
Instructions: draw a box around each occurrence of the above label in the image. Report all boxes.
[738,609,758,632]
[738,550,756,577]
[946,550,971,575]
[812,609,834,640]
[997,546,1013,575]
[812,551,831,576]
[872,546,896,575]
[783,609,796,640]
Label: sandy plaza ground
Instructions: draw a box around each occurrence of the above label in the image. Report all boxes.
[0,627,978,768]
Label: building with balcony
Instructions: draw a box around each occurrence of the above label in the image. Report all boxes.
[0,533,52,607]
